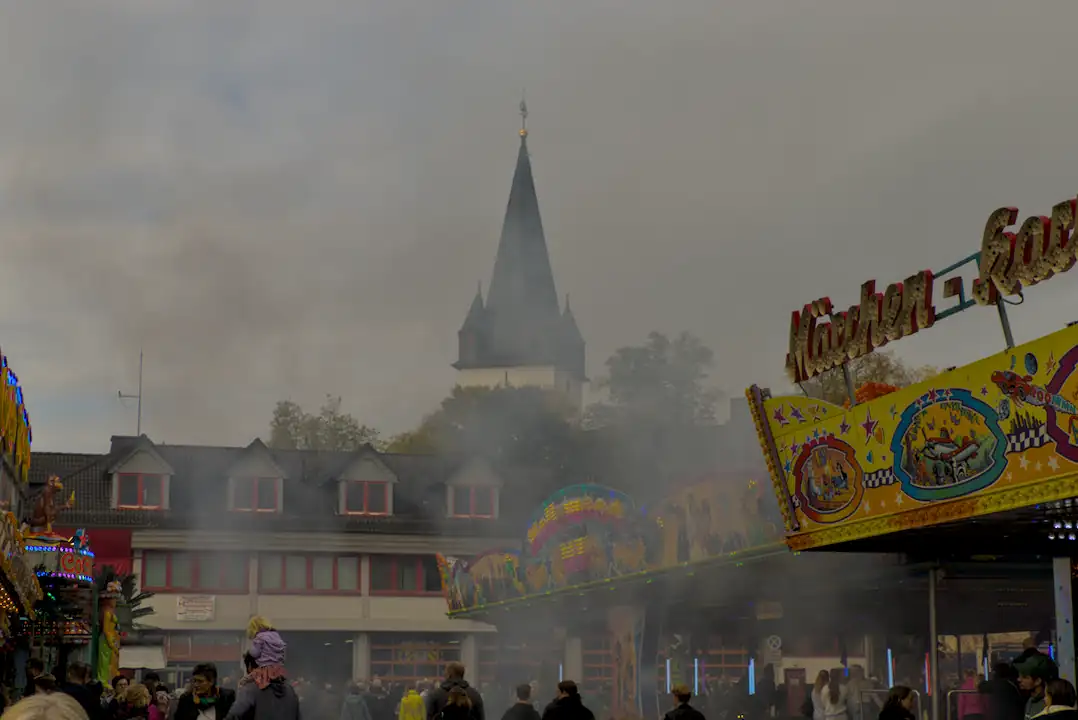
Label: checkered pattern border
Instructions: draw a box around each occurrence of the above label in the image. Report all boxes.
[865,469,896,488]
[1007,425,1050,453]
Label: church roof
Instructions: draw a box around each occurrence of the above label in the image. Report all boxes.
[455,112,585,377]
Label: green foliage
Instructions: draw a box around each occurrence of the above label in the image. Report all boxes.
[97,565,156,631]
[269,395,381,451]
[586,331,721,428]
[800,350,938,406]
[387,385,580,476]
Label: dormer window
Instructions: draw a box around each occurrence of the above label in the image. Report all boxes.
[343,481,389,516]
[231,477,280,513]
[117,473,166,510]
[451,486,496,518]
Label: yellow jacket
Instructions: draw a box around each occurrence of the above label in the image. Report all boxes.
[400,690,425,720]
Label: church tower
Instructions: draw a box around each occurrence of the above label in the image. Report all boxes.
[453,103,586,410]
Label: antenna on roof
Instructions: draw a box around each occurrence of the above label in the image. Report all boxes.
[118,349,143,436]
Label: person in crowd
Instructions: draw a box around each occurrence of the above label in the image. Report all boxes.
[663,683,706,720]
[223,652,300,720]
[811,671,830,720]
[61,662,103,720]
[246,616,287,672]
[878,686,915,720]
[819,671,848,720]
[1036,679,1078,720]
[142,675,161,702]
[31,675,56,696]
[400,684,427,720]
[1017,654,1058,720]
[106,676,130,717]
[366,679,393,720]
[3,691,90,720]
[22,659,45,700]
[499,684,540,720]
[343,682,374,720]
[426,664,484,720]
[981,663,1024,720]
[112,683,154,720]
[960,669,989,720]
[539,681,592,720]
[173,663,236,720]
[436,688,475,720]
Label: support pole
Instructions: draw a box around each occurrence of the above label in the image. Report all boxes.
[1054,557,1075,683]
[995,298,1016,350]
[843,364,857,407]
[929,568,940,720]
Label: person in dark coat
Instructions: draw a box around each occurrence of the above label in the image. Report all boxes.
[426,663,484,720]
[665,684,706,720]
[539,681,593,720]
[500,684,541,720]
[878,686,916,720]
[981,663,1025,720]
[173,663,237,720]
[60,661,104,720]
[224,652,301,720]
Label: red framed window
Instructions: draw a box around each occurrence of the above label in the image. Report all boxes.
[117,473,166,510]
[451,486,495,518]
[258,554,361,593]
[369,555,442,595]
[232,477,279,512]
[142,551,248,593]
[344,481,389,515]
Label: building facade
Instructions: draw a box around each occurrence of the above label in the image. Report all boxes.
[32,435,561,685]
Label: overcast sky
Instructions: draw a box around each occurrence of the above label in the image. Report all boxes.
[4,0,1078,452]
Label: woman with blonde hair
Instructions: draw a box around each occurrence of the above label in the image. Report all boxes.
[116,683,162,720]
[1,692,89,720]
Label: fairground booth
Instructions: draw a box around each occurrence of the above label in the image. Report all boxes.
[748,195,1078,720]
[439,408,940,720]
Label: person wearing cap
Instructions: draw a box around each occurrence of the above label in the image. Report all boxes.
[1015,654,1058,720]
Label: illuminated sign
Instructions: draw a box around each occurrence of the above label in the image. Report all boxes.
[526,487,630,555]
[786,196,1078,382]
[786,271,934,382]
[0,351,31,482]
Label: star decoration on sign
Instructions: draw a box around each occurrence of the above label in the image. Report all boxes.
[861,501,871,514]
[941,389,953,401]
[894,492,904,506]
[981,386,989,396]
[1049,456,1060,471]
[915,396,927,410]
[784,459,792,473]
[866,451,874,463]
[790,406,805,423]
[813,428,821,439]
[1018,455,1030,470]
[839,417,851,435]
[861,408,879,440]
[790,442,800,455]
[773,406,789,427]
[927,389,938,402]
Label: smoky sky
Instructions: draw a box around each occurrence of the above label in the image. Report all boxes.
[4,0,1078,451]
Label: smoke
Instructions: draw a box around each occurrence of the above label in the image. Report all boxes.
[5,1,1078,450]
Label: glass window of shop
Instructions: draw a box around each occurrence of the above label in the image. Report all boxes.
[370,633,463,685]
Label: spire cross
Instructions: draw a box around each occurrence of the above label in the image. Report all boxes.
[519,96,528,137]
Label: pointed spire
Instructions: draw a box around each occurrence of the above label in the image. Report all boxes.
[460,282,485,332]
[519,93,528,138]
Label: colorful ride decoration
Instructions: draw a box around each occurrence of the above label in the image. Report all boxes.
[0,511,40,621]
[24,531,95,584]
[749,322,1078,550]
[97,580,122,684]
[0,351,32,483]
[439,479,781,613]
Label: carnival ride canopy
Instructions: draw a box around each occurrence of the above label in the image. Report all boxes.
[750,322,1078,557]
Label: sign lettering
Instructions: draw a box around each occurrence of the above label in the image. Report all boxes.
[786,271,935,382]
[786,195,1078,382]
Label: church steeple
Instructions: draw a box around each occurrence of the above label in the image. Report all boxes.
[453,106,586,391]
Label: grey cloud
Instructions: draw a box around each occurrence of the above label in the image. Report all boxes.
[2,0,1078,450]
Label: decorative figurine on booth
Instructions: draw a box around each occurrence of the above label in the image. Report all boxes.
[97,580,122,684]
[25,474,74,539]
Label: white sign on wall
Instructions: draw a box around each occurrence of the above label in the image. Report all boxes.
[176,595,216,622]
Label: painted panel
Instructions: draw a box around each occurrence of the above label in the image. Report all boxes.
[748,322,1078,550]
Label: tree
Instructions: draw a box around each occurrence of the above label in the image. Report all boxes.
[269,395,381,451]
[386,385,581,477]
[800,350,937,406]
[585,331,721,428]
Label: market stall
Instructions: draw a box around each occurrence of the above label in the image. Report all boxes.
[748,194,1078,720]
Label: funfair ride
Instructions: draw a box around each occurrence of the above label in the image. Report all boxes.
[748,195,1078,720]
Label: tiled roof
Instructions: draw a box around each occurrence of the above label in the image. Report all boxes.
[29,436,554,535]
